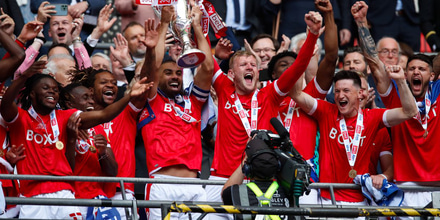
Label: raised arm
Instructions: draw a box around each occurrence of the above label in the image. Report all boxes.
[154,6,174,69]
[314,0,339,91]
[192,5,214,91]
[0,61,46,122]
[0,29,25,82]
[383,65,418,127]
[78,77,153,129]
[140,19,161,99]
[352,1,390,94]
[276,11,321,94]
[290,69,317,114]
[89,4,117,41]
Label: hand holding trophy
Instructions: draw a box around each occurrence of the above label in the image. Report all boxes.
[154,0,206,68]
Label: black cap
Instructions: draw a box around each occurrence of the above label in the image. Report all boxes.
[246,138,279,179]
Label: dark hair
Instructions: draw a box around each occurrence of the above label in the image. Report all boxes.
[250,34,280,52]
[162,54,176,65]
[48,43,73,56]
[407,54,433,69]
[267,51,297,80]
[122,21,143,37]
[342,46,364,62]
[333,70,362,88]
[19,74,61,110]
[59,82,84,109]
[70,67,112,89]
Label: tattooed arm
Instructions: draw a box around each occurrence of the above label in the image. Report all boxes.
[351,1,390,94]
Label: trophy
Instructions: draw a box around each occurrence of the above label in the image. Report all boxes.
[154,0,206,68]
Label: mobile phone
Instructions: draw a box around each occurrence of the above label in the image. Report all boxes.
[48,4,68,16]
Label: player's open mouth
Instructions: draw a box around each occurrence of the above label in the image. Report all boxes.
[57,33,66,38]
[86,106,94,111]
[170,82,179,89]
[244,74,253,83]
[46,96,56,104]
[412,78,422,90]
[104,91,114,97]
[339,101,348,107]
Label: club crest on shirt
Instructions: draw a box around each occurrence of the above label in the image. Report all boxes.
[139,109,150,121]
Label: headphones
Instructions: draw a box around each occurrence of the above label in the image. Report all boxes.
[242,148,281,178]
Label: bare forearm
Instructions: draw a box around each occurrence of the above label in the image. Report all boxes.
[193,25,213,90]
[356,20,389,93]
[0,30,25,81]
[0,75,26,121]
[316,11,338,90]
[65,137,76,171]
[155,22,169,68]
[80,95,130,129]
[99,148,118,177]
[395,78,417,118]
[380,154,393,181]
[222,164,245,194]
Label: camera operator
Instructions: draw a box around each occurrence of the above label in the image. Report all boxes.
[222,138,293,220]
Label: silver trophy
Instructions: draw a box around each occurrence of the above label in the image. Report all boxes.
[154,0,206,68]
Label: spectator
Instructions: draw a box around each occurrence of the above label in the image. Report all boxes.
[31,0,106,40]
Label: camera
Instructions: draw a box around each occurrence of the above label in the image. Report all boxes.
[250,129,312,200]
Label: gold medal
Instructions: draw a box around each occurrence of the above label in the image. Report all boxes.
[89,145,96,153]
[349,169,357,178]
[55,141,64,150]
[0,149,3,157]
[423,130,428,138]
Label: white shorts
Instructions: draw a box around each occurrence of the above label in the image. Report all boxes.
[19,190,82,219]
[396,189,433,220]
[111,190,135,220]
[205,175,233,220]
[145,174,207,220]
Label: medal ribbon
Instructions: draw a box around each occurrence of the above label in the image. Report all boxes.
[28,106,59,144]
[414,91,431,132]
[283,99,297,132]
[168,95,198,123]
[339,107,363,168]
[234,90,259,136]
[76,128,96,154]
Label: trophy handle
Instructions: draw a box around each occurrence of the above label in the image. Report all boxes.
[153,1,207,68]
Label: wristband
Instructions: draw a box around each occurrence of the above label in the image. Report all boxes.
[34,36,46,45]
[73,37,82,44]
[380,174,388,180]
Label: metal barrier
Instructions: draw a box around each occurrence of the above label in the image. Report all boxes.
[1,174,440,219]
[162,203,440,219]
